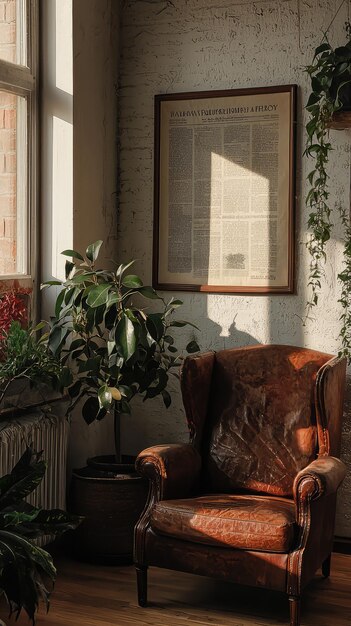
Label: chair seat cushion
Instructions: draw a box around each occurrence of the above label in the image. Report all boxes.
[150,494,297,553]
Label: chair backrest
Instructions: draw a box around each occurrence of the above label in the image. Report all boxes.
[181,345,345,497]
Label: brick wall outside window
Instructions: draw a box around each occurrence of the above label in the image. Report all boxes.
[0,0,16,275]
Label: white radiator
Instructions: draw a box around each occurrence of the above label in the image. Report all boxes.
[0,401,69,528]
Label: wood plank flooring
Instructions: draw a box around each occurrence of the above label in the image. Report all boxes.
[1,552,350,626]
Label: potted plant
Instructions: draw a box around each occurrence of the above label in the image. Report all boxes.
[0,446,81,623]
[43,240,199,562]
[0,285,71,415]
[304,19,351,358]
[0,320,69,415]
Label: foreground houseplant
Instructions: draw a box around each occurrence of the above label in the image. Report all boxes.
[305,19,351,358]
[43,240,199,561]
[0,447,81,623]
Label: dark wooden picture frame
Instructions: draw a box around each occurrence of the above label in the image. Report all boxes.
[153,85,297,294]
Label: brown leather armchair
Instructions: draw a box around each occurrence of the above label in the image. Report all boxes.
[134,345,347,626]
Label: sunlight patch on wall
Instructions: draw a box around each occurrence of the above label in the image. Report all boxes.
[206,152,270,339]
[55,0,73,95]
[51,115,73,280]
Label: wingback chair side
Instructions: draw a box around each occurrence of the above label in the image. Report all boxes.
[134,345,347,626]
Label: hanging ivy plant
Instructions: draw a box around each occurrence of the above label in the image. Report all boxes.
[304,20,351,359]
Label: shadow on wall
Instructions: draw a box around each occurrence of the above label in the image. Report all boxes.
[178,290,306,355]
[186,308,260,351]
[227,316,260,347]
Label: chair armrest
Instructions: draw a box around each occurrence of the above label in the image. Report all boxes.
[293,456,346,503]
[136,443,202,500]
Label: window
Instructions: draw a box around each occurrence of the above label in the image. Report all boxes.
[0,0,38,280]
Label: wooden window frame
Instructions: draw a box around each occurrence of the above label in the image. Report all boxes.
[0,0,39,311]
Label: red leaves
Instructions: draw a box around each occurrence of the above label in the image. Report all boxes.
[0,289,31,338]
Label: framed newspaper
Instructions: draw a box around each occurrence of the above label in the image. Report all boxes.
[153,85,296,294]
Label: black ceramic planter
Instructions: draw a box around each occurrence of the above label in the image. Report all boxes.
[69,455,148,564]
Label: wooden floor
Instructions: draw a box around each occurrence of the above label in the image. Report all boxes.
[1,552,350,626]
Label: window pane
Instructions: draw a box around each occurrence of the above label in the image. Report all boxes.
[0,0,27,66]
[0,90,27,275]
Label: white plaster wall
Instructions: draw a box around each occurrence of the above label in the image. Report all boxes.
[41,1,120,471]
[118,0,351,535]
[68,0,120,470]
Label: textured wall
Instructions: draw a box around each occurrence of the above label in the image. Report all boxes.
[118,0,351,536]
[41,1,120,471]
[68,0,120,470]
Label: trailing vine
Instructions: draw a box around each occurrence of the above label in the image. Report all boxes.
[338,204,351,358]
[304,19,351,360]
[304,94,334,316]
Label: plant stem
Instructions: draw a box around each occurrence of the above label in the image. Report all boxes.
[324,0,347,37]
[0,368,33,405]
[114,406,121,464]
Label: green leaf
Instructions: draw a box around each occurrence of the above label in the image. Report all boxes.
[116,259,136,279]
[69,272,95,284]
[106,292,121,308]
[168,345,178,353]
[120,399,131,414]
[94,304,105,326]
[146,313,164,341]
[170,320,199,329]
[54,289,65,318]
[335,46,351,58]
[49,325,68,355]
[98,385,113,410]
[307,169,316,184]
[306,118,317,138]
[2,509,39,527]
[311,76,323,94]
[107,339,115,356]
[65,260,75,279]
[167,298,183,309]
[96,407,107,421]
[59,366,73,388]
[186,340,200,353]
[23,508,82,536]
[164,334,174,345]
[0,530,56,578]
[115,315,137,361]
[125,308,139,324]
[82,396,100,424]
[70,338,86,351]
[0,448,82,624]
[0,463,47,509]
[86,240,103,263]
[31,321,46,333]
[335,61,350,76]
[78,357,101,374]
[86,284,110,308]
[61,249,84,261]
[118,385,133,399]
[313,42,331,58]
[161,389,171,408]
[64,286,77,305]
[138,286,160,299]
[152,368,168,395]
[306,92,319,108]
[68,380,82,399]
[122,274,143,288]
